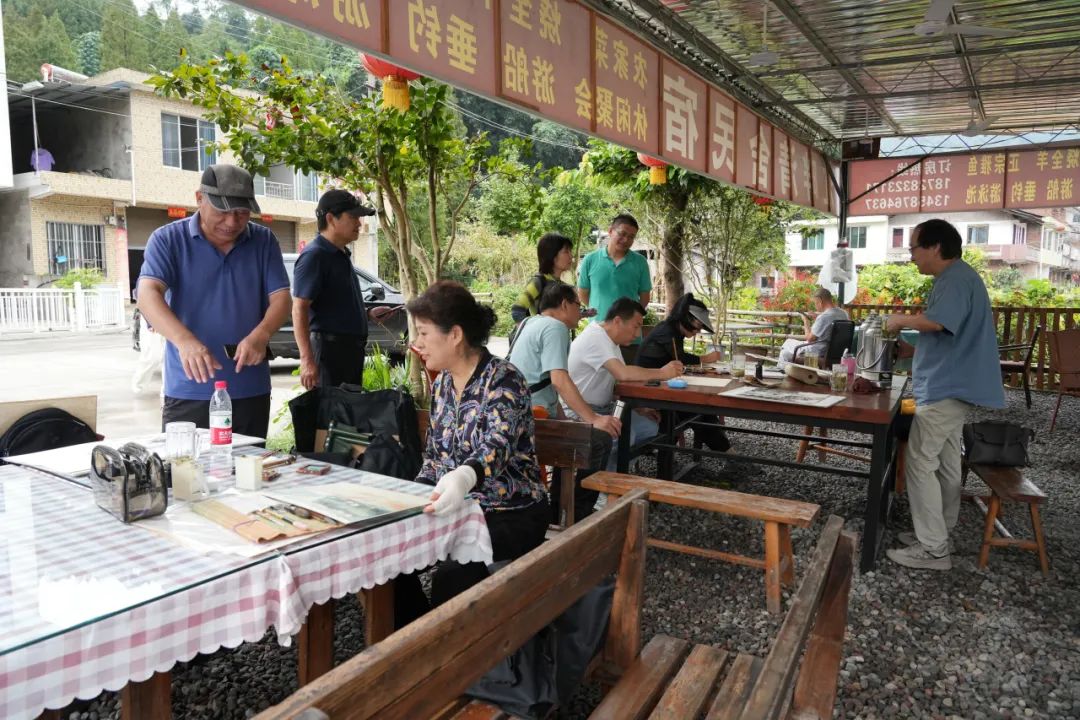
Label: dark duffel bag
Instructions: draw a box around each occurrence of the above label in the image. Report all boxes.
[288,386,422,480]
[962,421,1035,467]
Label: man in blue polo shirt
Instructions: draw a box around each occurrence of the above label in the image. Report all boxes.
[885,218,1005,571]
[293,189,376,389]
[137,164,291,437]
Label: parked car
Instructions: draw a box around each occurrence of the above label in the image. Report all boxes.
[131,254,409,362]
[269,253,408,362]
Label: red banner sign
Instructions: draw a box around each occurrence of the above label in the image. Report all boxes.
[593,15,659,155]
[850,145,1080,215]
[499,0,591,132]
[229,0,833,214]
[848,158,921,215]
[1004,147,1080,208]
[659,59,707,174]
[387,0,497,96]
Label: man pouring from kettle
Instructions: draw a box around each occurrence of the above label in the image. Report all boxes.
[884,219,1004,571]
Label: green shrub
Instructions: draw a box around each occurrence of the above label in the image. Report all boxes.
[54,268,104,289]
[730,286,760,311]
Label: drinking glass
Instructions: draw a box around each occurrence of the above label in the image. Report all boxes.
[165,421,201,462]
[830,364,848,393]
[804,351,821,369]
[731,353,746,378]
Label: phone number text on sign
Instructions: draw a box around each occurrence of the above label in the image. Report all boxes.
[862,196,920,211]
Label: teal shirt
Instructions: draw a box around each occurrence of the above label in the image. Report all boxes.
[507,315,571,416]
[578,246,652,332]
[913,260,1005,409]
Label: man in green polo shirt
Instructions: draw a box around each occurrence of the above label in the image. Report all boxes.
[577,214,652,363]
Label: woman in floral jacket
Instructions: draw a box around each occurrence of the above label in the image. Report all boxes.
[396,281,549,625]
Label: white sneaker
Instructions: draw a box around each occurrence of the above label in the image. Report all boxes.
[887,544,952,571]
[897,531,954,555]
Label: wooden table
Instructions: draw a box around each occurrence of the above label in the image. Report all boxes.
[614,378,906,571]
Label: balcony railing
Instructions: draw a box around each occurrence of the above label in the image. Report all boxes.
[259,180,295,201]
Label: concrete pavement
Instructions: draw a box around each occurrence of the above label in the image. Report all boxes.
[0,331,302,439]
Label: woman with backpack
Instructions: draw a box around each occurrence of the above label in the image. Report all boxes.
[510,233,576,324]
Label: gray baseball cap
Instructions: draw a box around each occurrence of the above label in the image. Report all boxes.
[199,164,261,214]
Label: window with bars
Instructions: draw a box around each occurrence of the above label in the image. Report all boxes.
[846,226,867,249]
[967,224,989,244]
[47,222,105,275]
[161,113,217,171]
[1013,224,1027,245]
[801,229,824,251]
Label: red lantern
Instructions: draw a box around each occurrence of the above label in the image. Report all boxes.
[637,153,668,185]
[361,54,422,112]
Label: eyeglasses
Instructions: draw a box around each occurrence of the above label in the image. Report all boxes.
[908,244,926,255]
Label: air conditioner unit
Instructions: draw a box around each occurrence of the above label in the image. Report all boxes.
[104,215,118,226]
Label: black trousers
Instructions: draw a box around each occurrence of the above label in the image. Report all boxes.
[549,427,612,524]
[394,496,551,628]
[161,393,272,438]
[311,332,366,388]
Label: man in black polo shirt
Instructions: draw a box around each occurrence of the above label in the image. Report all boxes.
[292,189,376,389]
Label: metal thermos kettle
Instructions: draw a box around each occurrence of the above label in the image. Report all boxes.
[856,314,897,388]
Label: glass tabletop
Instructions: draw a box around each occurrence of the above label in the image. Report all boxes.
[0,463,279,656]
[0,449,434,656]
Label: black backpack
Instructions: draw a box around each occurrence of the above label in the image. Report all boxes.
[0,408,99,461]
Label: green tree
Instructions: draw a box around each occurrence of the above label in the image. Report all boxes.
[475,144,546,237]
[530,120,586,171]
[151,55,503,393]
[586,140,715,310]
[74,31,102,76]
[4,9,77,81]
[539,167,625,275]
[684,187,804,331]
[101,0,150,71]
[180,9,204,36]
[156,11,190,71]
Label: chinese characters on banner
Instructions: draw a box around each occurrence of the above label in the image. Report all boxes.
[735,104,759,189]
[789,140,812,207]
[921,154,1003,212]
[849,146,1080,215]
[233,0,839,215]
[499,0,592,132]
[810,151,832,213]
[1004,147,1080,208]
[848,158,921,215]
[244,0,384,53]
[706,87,735,183]
[660,59,708,174]
[388,0,498,95]
[772,130,791,201]
[755,121,772,195]
[593,16,659,155]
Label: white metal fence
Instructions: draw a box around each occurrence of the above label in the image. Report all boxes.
[0,284,128,336]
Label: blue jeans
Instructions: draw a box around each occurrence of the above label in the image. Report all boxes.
[606,411,658,471]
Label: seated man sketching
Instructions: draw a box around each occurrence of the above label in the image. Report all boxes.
[566,297,683,472]
[508,282,621,522]
[778,287,849,366]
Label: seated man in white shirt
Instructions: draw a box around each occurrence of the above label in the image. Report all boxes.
[779,287,850,366]
[508,282,621,522]
[566,297,683,470]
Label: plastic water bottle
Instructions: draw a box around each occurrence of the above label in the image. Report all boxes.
[209,380,233,471]
[841,348,856,383]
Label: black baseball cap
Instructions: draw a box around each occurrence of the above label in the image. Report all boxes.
[687,304,714,334]
[199,164,261,214]
[316,189,376,219]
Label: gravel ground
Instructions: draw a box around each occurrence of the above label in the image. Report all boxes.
[65,388,1079,720]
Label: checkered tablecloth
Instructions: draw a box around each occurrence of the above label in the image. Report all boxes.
[0,456,492,720]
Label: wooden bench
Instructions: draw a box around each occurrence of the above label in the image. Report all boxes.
[583,471,820,614]
[254,489,856,720]
[970,464,1049,575]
